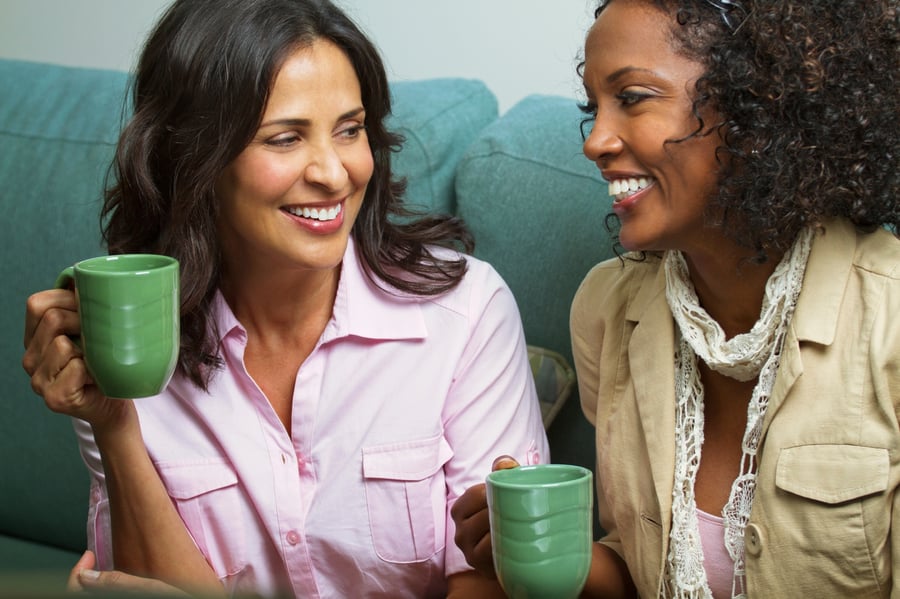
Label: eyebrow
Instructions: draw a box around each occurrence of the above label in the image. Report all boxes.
[260,106,365,128]
[606,66,660,85]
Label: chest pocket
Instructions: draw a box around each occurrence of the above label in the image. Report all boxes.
[157,458,246,577]
[776,444,888,503]
[362,434,453,563]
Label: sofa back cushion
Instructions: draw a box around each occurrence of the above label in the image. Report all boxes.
[0,59,125,554]
[455,94,614,366]
[389,78,498,215]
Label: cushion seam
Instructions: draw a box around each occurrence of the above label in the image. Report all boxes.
[459,151,602,181]
[0,130,116,146]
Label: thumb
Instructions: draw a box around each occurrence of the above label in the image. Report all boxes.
[491,455,520,471]
[67,550,97,591]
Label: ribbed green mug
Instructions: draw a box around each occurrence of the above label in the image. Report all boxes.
[486,464,593,599]
[55,254,179,399]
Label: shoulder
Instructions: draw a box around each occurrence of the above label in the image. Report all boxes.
[572,252,662,322]
[851,226,900,280]
[367,248,519,331]
[423,248,513,312]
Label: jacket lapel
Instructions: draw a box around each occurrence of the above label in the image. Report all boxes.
[764,219,852,429]
[627,262,677,526]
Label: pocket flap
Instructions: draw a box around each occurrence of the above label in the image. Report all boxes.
[363,434,453,481]
[156,459,239,500]
[776,444,888,504]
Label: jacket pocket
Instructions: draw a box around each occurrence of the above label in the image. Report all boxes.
[776,444,888,503]
[362,434,453,563]
[156,458,246,577]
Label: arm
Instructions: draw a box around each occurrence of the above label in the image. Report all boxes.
[93,407,223,594]
[441,266,550,578]
[23,289,222,594]
[569,270,637,598]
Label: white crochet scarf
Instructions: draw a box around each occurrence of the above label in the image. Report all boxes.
[661,227,813,599]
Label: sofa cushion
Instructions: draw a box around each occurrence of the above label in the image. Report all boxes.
[0,59,125,556]
[389,78,498,215]
[455,94,614,366]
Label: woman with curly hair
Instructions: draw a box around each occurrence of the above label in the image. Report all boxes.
[453,0,899,597]
[22,0,547,596]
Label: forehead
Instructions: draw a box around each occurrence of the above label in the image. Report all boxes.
[264,39,362,115]
[584,1,678,72]
[583,1,707,92]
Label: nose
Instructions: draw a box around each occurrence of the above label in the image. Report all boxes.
[304,140,349,190]
[582,113,623,165]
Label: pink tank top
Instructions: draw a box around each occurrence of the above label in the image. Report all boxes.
[696,508,734,599]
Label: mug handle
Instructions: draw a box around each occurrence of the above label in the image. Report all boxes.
[55,266,75,290]
[54,266,81,346]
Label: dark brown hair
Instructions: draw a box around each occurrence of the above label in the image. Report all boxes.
[102,0,473,389]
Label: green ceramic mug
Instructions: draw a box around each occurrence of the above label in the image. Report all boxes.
[486,464,593,599]
[55,254,180,399]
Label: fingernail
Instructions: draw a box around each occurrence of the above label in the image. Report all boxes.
[80,568,101,581]
[492,455,520,470]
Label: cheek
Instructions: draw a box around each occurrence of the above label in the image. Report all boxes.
[349,148,375,188]
[668,134,721,188]
[229,158,301,205]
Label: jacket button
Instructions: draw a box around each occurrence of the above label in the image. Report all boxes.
[745,523,763,557]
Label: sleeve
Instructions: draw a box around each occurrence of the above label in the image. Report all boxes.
[440,263,551,576]
[570,270,605,427]
[870,270,900,593]
[569,267,625,558]
[71,416,114,570]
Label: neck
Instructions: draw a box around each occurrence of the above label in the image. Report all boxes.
[682,245,783,339]
[219,263,340,347]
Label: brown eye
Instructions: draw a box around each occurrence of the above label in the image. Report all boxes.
[267,133,301,147]
[336,125,366,140]
[616,91,649,106]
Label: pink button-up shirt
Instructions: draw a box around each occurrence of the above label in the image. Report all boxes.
[74,240,549,598]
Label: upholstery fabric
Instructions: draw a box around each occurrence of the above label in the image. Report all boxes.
[388,78,498,215]
[0,60,122,558]
[455,94,611,365]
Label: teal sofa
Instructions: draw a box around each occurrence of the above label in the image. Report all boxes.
[0,58,612,591]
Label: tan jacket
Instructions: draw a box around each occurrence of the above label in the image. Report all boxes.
[571,219,900,597]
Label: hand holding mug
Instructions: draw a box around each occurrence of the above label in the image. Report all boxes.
[53,254,179,399]
[24,254,179,422]
[452,456,522,578]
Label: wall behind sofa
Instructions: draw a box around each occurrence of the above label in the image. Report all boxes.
[0,0,598,114]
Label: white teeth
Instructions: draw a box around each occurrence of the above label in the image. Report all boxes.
[609,177,652,201]
[287,204,342,221]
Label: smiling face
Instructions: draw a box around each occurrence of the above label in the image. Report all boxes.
[215,39,373,282]
[581,0,724,255]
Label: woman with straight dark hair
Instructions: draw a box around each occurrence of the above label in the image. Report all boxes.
[23,0,547,596]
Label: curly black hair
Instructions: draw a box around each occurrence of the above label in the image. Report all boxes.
[588,0,899,261]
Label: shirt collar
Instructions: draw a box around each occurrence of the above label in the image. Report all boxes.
[211,236,428,344]
[791,218,854,346]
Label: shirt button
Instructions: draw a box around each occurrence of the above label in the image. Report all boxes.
[745,523,764,557]
[286,530,301,545]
